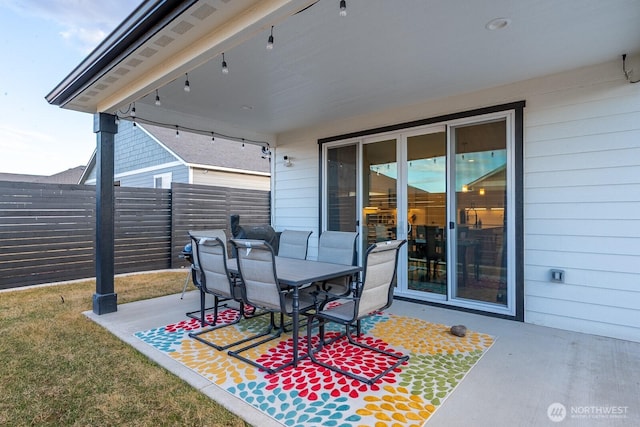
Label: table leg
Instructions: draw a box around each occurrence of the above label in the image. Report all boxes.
[180,271,190,299]
[292,287,299,366]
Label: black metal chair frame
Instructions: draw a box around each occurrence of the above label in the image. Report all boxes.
[307,239,409,385]
[228,239,315,374]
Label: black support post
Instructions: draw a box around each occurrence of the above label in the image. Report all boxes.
[92,113,118,315]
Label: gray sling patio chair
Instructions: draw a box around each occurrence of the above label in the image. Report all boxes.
[185,229,229,326]
[277,229,312,259]
[188,234,267,351]
[306,239,408,385]
[229,239,316,374]
[314,230,358,295]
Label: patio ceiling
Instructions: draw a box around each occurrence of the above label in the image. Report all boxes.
[48,0,640,141]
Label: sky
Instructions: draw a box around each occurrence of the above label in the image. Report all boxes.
[375,150,507,193]
[0,0,143,175]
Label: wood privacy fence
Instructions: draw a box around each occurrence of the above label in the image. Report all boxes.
[0,181,270,290]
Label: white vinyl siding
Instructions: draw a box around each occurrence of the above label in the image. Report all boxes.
[275,58,640,342]
[192,168,270,191]
[522,64,640,343]
[272,143,321,258]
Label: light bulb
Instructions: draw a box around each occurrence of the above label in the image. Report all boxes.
[221,53,229,74]
[339,0,347,16]
[184,73,190,92]
[175,126,180,138]
[131,103,136,118]
[267,26,274,50]
[155,89,161,106]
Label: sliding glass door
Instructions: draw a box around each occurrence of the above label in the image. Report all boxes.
[450,119,509,307]
[322,108,518,317]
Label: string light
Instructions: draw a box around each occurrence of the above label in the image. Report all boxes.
[116,107,269,151]
[183,73,190,92]
[266,26,274,50]
[110,4,359,155]
[221,53,229,74]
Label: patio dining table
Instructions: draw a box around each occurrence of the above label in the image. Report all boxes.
[230,256,362,367]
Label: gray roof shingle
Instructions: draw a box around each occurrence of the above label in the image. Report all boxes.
[142,124,270,174]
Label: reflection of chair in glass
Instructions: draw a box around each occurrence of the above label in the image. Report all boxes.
[187,235,257,351]
[315,230,358,295]
[229,239,316,374]
[414,226,443,281]
[375,225,388,242]
[425,226,443,280]
[306,239,408,385]
[277,229,312,259]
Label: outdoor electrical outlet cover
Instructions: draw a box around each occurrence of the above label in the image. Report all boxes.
[550,269,565,283]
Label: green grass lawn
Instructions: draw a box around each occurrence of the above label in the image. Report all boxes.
[0,271,248,426]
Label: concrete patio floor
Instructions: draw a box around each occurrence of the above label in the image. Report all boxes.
[85,290,639,426]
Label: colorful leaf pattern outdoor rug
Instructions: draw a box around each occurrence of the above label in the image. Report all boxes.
[135,310,494,427]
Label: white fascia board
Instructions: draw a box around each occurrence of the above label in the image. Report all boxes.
[114,161,183,179]
[187,162,270,177]
[78,150,97,183]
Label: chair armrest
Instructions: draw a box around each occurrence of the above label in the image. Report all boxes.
[310,288,358,310]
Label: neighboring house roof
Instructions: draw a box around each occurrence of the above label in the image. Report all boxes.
[142,123,269,174]
[0,173,42,183]
[0,166,86,184]
[78,122,270,184]
[34,166,87,184]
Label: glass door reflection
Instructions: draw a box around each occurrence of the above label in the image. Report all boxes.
[406,131,447,295]
[326,144,357,232]
[453,120,508,305]
[362,138,397,258]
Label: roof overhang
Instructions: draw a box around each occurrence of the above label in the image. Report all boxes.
[47,0,640,140]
